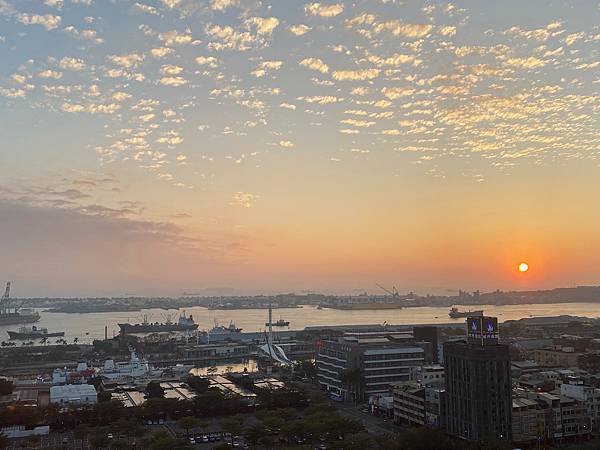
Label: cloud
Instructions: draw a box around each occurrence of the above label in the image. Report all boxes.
[18,13,61,30]
[211,0,239,11]
[298,95,340,104]
[38,70,63,79]
[504,56,546,69]
[161,0,181,8]
[133,2,158,15]
[63,26,102,43]
[381,87,414,99]
[280,102,296,110]
[150,47,174,58]
[252,60,282,77]
[159,29,193,46]
[332,68,379,81]
[44,0,63,8]
[346,15,432,39]
[304,3,344,17]
[108,53,145,68]
[438,25,456,36]
[373,21,432,38]
[111,91,132,102]
[279,140,294,148]
[300,57,329,74]
[233,192,258,208]
[289,24,310,35]
[0,87,26,98]
[245,16,279,35]
[58,57,87,71]
[62,102,120,114]
[565,32,584,46]
[340,118,375,127]
[159,76,187,86]
[160,64,183,75]
[196,56,219,68]
[205,18,279,51]
[0,200,248,296]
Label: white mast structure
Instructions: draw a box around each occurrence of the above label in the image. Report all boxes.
[259,300,292,366]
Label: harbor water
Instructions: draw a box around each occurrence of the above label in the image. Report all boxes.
[1,302,600,345]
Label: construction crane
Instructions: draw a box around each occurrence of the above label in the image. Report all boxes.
[0,282,10,314]
[376,283,399,297]
[1,282,10,302]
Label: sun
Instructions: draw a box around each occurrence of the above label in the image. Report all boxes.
[518,262,529,273]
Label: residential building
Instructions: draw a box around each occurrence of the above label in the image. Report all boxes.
[444,316,512,441]
[532,347,581,367]
[560,382,600,431]
[560,396,590,437]
[416,364,445,386]
[393,381,445,428]
[512,397,541,443]
[394,382,426,426]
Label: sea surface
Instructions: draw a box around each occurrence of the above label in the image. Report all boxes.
[1,302,600,345]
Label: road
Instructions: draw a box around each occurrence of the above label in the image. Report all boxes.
[334,402,399,436]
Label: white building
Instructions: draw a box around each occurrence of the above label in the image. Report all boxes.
[50,384,97,405]
[561,382,600,431]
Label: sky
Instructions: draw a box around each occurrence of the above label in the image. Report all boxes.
[0,0,599,297]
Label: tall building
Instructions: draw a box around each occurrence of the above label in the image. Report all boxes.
[315,332,425,400]
[444,316,512,441]
[413,325,439,362]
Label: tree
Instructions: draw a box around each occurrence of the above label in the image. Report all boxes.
[148,430,192,450]
[333,431,374,450]
[109,440,129,450]
[0,378,15,396]
[146,381,165,399]
[0,432,8,450]
[185,375,210,394]
[339,368,365,403]
[297,359,318,380]
[74,424,90,450]
[178,416,200,437]
[89,432,109,450]
[220,415,245,445]
[244,424,266,449]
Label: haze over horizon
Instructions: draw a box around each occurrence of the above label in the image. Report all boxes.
[1,0,599,297]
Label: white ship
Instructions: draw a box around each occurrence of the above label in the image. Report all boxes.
[99,349,162,380]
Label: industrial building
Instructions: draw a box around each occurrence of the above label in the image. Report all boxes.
[50,384,97,405]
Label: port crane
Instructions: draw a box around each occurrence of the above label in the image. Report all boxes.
[376,283,399,297]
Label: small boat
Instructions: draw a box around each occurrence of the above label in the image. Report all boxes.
[8,325,65,340]
[209,320,242,334]
[449,307,484,319]
[266,318,290,327]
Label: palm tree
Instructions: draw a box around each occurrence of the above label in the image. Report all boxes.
[73,337,79,344]
[339,368,365,403]
[177,416,200,437]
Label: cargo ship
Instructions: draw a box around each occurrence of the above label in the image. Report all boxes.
[118,313,198,334]
[0,282,40,325]
[449,307,484,319]
[8,325,64,340]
